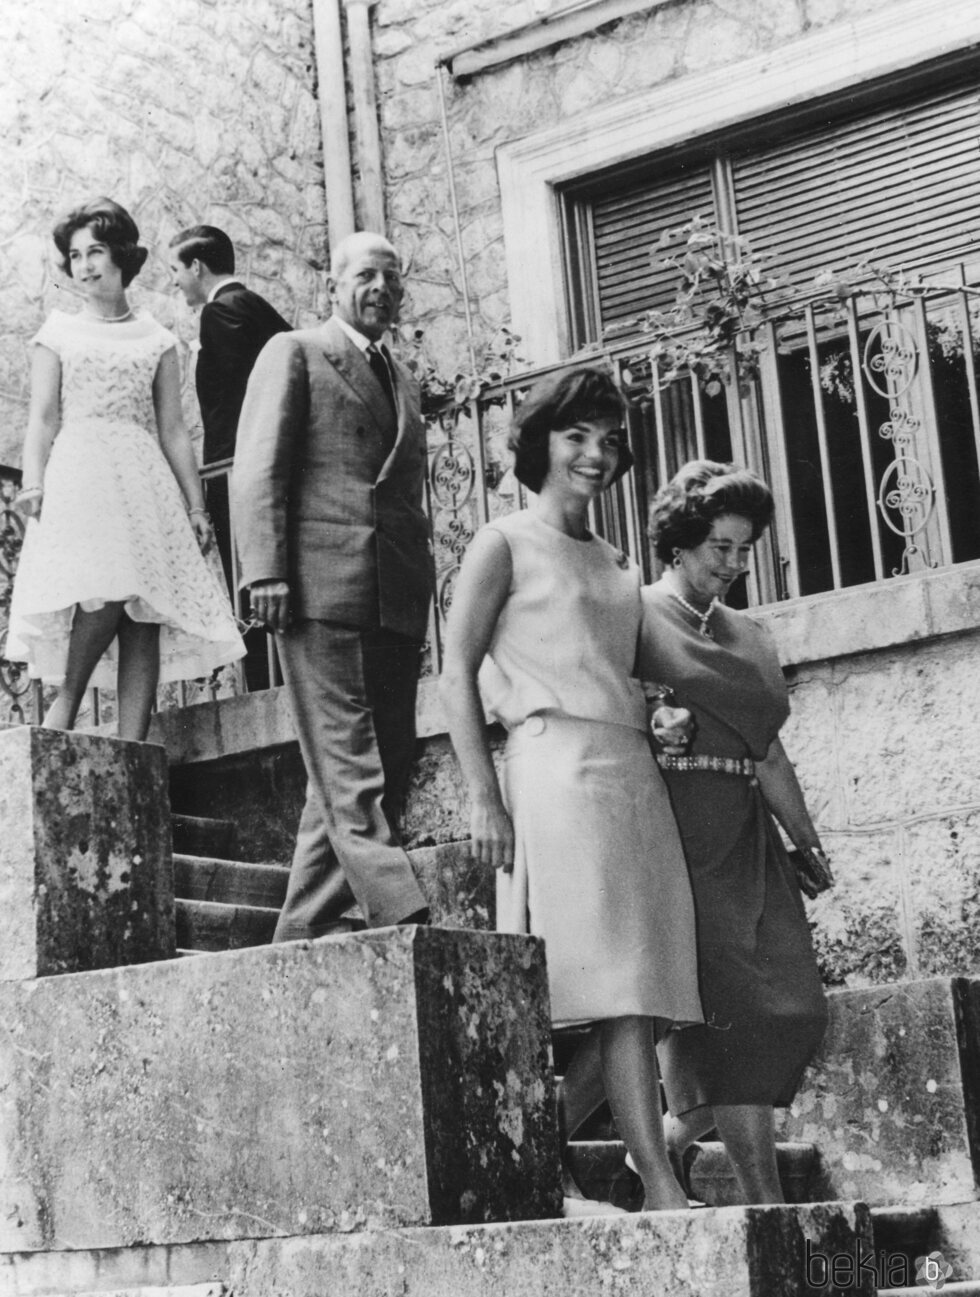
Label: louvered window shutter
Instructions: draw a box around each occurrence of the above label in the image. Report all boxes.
[577,80,980,343]
[590,165,717,337]
[731,83,980,287]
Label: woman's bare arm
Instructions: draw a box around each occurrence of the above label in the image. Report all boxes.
[153,347,211,550]
[439,527,514,870]
[16,346,61,517]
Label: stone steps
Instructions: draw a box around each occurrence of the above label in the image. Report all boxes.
[171,813,238,860]
[871,1205,936,1264]
[568,1138,822,1210]
[172,812,287,954]
[0,929,560,1257]
[870,1201,980,1291]
[175,895,280,951]
[3,1202,874,1297]
[173,853,289,909]
[74,1287,226,1297]
[3,732,980,1295]
[879,1286,980,1295]
[779,976,980,1208]
[169,833,493,954]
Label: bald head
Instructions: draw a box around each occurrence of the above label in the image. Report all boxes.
[330,231,400,279]
[328,231,404,341]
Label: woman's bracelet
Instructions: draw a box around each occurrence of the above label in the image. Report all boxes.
[188,507,210,520]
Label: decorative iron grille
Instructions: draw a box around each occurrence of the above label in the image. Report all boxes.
[5,276,978,723]
[0,468,41,726]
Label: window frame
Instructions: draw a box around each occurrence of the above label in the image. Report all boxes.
[496,0,980,365]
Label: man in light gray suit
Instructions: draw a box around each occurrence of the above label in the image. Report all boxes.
[232,232,432,938]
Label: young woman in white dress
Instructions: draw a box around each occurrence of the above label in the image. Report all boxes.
[8,198,244,740]
[441,367,702,1214]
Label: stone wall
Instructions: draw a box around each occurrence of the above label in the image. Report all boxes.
[780,628,980,988]
[374,0,899,374]
[746,566,980,988]
[1,0,326,465]
[3,0,917,437]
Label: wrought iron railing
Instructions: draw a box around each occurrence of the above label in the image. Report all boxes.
[425,272,980,655]
[5,275,979,725]
[0,468,43,726]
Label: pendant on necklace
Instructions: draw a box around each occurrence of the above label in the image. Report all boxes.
[668,588,717,637]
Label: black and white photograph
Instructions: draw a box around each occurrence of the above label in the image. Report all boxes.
[1,0,978,1293]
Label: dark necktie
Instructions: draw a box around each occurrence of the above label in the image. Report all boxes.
[366,342,396,414]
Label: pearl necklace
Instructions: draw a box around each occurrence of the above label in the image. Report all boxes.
[85,305,134,323]
[667,585,718,637]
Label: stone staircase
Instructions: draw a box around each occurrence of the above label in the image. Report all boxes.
[172,814,284,954]
[1,725,978,1296]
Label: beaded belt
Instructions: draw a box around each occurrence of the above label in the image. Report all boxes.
[657,754,756,777]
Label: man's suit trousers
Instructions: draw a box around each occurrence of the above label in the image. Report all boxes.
[272,620,428,937]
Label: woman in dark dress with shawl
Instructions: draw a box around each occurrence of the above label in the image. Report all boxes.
[637,460,833,1205]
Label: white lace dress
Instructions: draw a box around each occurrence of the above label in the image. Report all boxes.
[7,309,245,687]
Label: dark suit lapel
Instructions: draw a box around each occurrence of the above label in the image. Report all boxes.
[319,318,393,435]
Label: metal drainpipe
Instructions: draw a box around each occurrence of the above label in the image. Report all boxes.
[310,0,356,246]
[345,0,386,233]
[436,63,478,373]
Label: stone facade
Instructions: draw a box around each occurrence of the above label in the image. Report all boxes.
[754,566,980,988]
[374,0,900,374]
[781,633,980,988]
[1,0,326,465]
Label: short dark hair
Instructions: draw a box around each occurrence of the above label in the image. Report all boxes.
[509,366,634,493]
[53,197,148,287]
[169,225,235,275]
[648,459,774,563]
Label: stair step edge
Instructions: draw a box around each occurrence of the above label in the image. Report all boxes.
[74,1285,227,1297]
[869,1205,939,1223]
[570,1138,818,1155]
[878,1285,980,1296]
[171,813,237,829]
[174,852,288,873]
[177,898,281,918]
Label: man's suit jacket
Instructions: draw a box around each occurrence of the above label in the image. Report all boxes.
[196,283,291,464]
[231,317,433,641]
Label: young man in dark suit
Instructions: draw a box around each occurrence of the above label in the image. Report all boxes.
[170,225,290,685]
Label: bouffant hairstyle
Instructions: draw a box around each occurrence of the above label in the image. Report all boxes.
[169,225,235,275]
[53,198,149,288]
[509,366,634,493]
[648,459,774,563]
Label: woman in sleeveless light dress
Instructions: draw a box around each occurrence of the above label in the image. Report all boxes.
[7,198,244,740]
[441,367,702,1215]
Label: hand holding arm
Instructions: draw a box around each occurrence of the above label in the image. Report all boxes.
[647,685,695,755]
[439,528,515,872]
